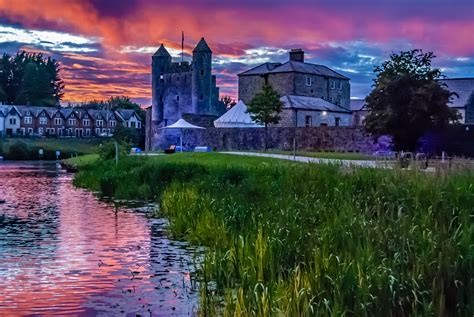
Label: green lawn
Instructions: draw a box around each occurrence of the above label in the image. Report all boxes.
[0,137,103,154]
[64,154,100,167]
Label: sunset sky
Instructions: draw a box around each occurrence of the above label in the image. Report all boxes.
[0,0,473,106]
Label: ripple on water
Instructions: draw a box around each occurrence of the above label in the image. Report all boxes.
[0,162,201,316]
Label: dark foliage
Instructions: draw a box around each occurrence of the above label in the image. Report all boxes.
[364,49,460,151]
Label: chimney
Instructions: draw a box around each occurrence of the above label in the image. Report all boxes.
[289,49,304,63]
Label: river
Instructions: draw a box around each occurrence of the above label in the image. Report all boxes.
[0,162,200,316]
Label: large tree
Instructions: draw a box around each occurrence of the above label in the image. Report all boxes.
[0,51,64,106]
[246,84,284,151]
[364,49,459,151]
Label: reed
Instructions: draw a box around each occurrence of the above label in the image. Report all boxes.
[74,153,473,316]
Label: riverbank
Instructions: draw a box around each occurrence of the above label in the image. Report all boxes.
[72,154,473,316]
[0,138,103,160]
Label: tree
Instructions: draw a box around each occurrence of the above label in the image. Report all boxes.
[364,49,460,151]
[220,95,236,109]
[0,51,64,106]
[246,84,284,151]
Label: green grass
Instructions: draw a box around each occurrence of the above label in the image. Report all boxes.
[64,154,99,168]
[1,137,103,154]
[73,153,473,316]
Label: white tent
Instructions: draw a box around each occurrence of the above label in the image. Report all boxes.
[161,118,205,152]
[214,100,263,128]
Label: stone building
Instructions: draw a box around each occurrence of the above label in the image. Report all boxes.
[238,49,352,127]
[148,37,226,149]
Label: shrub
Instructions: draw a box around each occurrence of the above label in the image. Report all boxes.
[7,141,29,160]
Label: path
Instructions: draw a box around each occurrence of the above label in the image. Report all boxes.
[221,151,391,168]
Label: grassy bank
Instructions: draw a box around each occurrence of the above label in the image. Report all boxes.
[0,137,103,160]
[73,154,473,316]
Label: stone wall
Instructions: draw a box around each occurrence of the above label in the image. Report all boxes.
[148,122,379,153]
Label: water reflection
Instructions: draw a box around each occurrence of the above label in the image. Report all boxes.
[0,162,200,316]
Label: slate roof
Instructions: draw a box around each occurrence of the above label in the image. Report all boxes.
[350,99,367,111]
[440,78,474,108]
[239,60,349,80]
[116,109,137,120]
[193,38,212,53]
[281,95,351,113]
[154,44,171,57]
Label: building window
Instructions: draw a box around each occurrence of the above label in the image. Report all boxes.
[330,97,334,103]
[85,129,91,137]
[177,76,180,82]
[110,120,116,127]
[306,77,312,86]
[200,94,204,100]
[40,117,48,125]
[137,122,141,128]
[38,127,43,135]
[338,82,342,90]
[176,95,180,101]
[9,118,16,125]
[95,128,100,135]
[54,118,62,125]
[305,115,312,127]
[335,117,341,126]
[131,121,136,128]
[68,118,76,126]
[320,123,328,127]
[330,81,335,89]
[27,128,33,135]
[24,116,32,124]
[160,74,164,80]
[96,120,103,127]
[83,119,90,126]
[20,128,25,135]
[200,70,204,76]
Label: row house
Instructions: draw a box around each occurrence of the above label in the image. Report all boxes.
[0,105,143,138]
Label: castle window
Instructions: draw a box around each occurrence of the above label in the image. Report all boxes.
[176,95,180,101]
[200,70,204,76]
[330,81,335,89]
[177,76,180,82]
[310,89,314,93]
[306,77,312,86]
[200,94,204,100]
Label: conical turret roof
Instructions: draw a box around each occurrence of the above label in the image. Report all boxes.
[193,37,212,53]
[154,44,171,57]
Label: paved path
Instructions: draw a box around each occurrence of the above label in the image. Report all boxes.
[221,151,390,168]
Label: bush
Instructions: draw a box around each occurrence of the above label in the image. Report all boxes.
[7,141,29,160]
[96,141,129,161]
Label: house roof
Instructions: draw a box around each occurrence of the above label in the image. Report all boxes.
[440,78,474,108]
[239,60,349,80]
[281,95,351,113]
[350,99,366,111]
[115,109,137,120]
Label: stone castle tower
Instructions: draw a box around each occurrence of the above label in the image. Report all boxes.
[151,37,224,127]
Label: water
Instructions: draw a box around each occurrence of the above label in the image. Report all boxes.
[0,162,201,316]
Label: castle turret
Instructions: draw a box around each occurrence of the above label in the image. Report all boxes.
[152,44,172,123]
[192,38,212,114]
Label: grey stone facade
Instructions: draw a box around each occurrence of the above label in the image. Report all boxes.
[238,49,351,110]
[149,38,226,149]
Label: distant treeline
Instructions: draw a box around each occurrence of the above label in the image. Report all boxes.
[0,51,64,107]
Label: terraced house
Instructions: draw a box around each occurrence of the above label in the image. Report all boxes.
[0,105,142,138]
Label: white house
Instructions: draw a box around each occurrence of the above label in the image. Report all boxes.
[0,107,5,137]
[3,106,21,136]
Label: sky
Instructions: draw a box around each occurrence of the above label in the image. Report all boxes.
[0,0,473,106]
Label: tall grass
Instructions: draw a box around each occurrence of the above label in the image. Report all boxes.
[74,154,473,316]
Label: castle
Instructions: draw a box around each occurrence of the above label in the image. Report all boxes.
[151,38,225,127]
